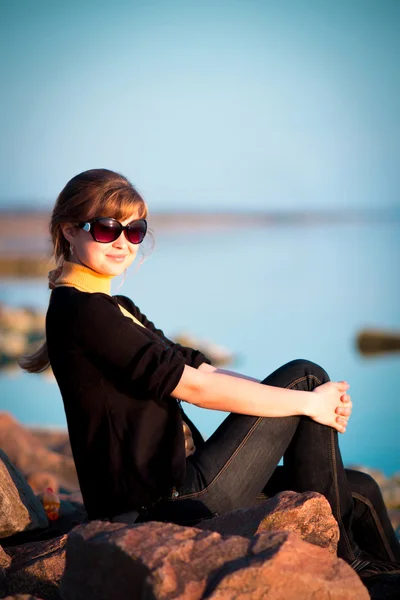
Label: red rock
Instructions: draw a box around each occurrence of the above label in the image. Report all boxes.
[28,429,72,458]
[2,596,45,600]
[197,490,339,554]
[60,520,368,600]
[0,413,78,491]
[4,535,66,600]
[205,532,368,599]
[0,450,48,539]
[0,545,12,569]
[1,544,12,588]
[27,472,59,495]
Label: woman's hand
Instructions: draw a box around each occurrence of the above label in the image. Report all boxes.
[336,389,352,432]
[309,381,352,433]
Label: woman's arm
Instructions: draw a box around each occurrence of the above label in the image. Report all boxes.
[172,364,351,433]
[198,362,260,382]
[115,296,211,368]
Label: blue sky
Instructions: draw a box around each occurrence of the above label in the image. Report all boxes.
[0,0,399,211]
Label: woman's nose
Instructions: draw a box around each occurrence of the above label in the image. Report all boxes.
[112,232,129,247]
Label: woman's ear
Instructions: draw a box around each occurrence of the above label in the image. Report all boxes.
[60,223,78,245]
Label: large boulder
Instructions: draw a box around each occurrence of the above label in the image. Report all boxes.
[0,450,48,539]
[197,490,339,554]
[60,520,368,600]
[3,535,66,600]
[0,413,78,492]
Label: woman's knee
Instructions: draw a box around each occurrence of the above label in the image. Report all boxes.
[262,359,330,390]
[285,359,330,389]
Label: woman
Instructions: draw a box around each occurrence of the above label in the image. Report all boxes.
[20,168,400,581]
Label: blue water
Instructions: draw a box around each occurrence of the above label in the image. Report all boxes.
[1,221,399,475]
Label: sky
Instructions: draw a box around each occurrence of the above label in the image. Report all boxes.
[0,0,399,212]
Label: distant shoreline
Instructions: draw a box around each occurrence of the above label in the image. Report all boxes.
[0,208,399,277]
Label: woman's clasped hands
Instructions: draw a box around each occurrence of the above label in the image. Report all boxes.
[310,381,352,433]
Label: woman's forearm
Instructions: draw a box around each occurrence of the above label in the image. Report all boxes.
[172,365,313,418]
[198,362,260,383]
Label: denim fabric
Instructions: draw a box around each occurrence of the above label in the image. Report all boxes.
[138,359,400,562]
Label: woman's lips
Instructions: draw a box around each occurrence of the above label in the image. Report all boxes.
[106,255,127,262]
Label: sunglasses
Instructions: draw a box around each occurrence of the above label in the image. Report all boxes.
[78,217,147,244]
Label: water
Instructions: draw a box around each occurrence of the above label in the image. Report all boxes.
[1,221,399,475]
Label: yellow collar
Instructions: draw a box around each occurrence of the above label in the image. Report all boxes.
[54,261,113,295]
[53,260,145,328]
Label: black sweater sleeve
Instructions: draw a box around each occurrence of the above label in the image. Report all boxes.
[71,293,187,401]
[115,295,211,369]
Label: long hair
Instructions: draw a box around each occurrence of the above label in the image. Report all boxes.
[18,169,148,373]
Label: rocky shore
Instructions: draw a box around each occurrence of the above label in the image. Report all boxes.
[0,303,235,372]
[0,305,46,375]
[0,412,399,599]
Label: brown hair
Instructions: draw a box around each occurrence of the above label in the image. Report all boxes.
[19,168,148,373]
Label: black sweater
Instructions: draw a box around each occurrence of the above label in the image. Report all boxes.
[46,287,209,520]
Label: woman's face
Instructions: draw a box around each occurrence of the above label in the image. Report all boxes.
[62,213,142,277]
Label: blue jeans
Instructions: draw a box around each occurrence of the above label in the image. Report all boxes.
[139,359,400,562]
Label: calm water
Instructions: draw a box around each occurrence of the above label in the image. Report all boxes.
[1,222,399,474]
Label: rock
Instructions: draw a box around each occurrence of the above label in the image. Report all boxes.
[0,331,28,357]
[1,493,86,548]
[60,520,368,600]
[28,429,72,458]
[1,544,12,586]
[3,535,66,600]
[0,545,12,568]
[0,450,48,539]
[205,533,368,600]
[58,492,83,506]
[0,413,78,491]
[0,304,45,334]
[56,497,87,532]
[197,490,339,554]
[27,473,59,495]
[2,596,45,600]
[381,479,400,509]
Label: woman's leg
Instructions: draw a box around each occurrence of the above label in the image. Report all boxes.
[260,467,400,562]
[144,359,358,562]
[348,469,400,562]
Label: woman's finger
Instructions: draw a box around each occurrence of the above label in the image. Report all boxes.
[336,381,350,392]
[336,422,347,433]
[340,393,351,403]
[336,405,351,416]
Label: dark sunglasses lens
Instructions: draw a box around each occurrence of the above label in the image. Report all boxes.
[126,220,147,244]
[91,219,121,243]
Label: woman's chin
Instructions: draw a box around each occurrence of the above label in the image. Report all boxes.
[103,255,134,277]
[104,263,127,277]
